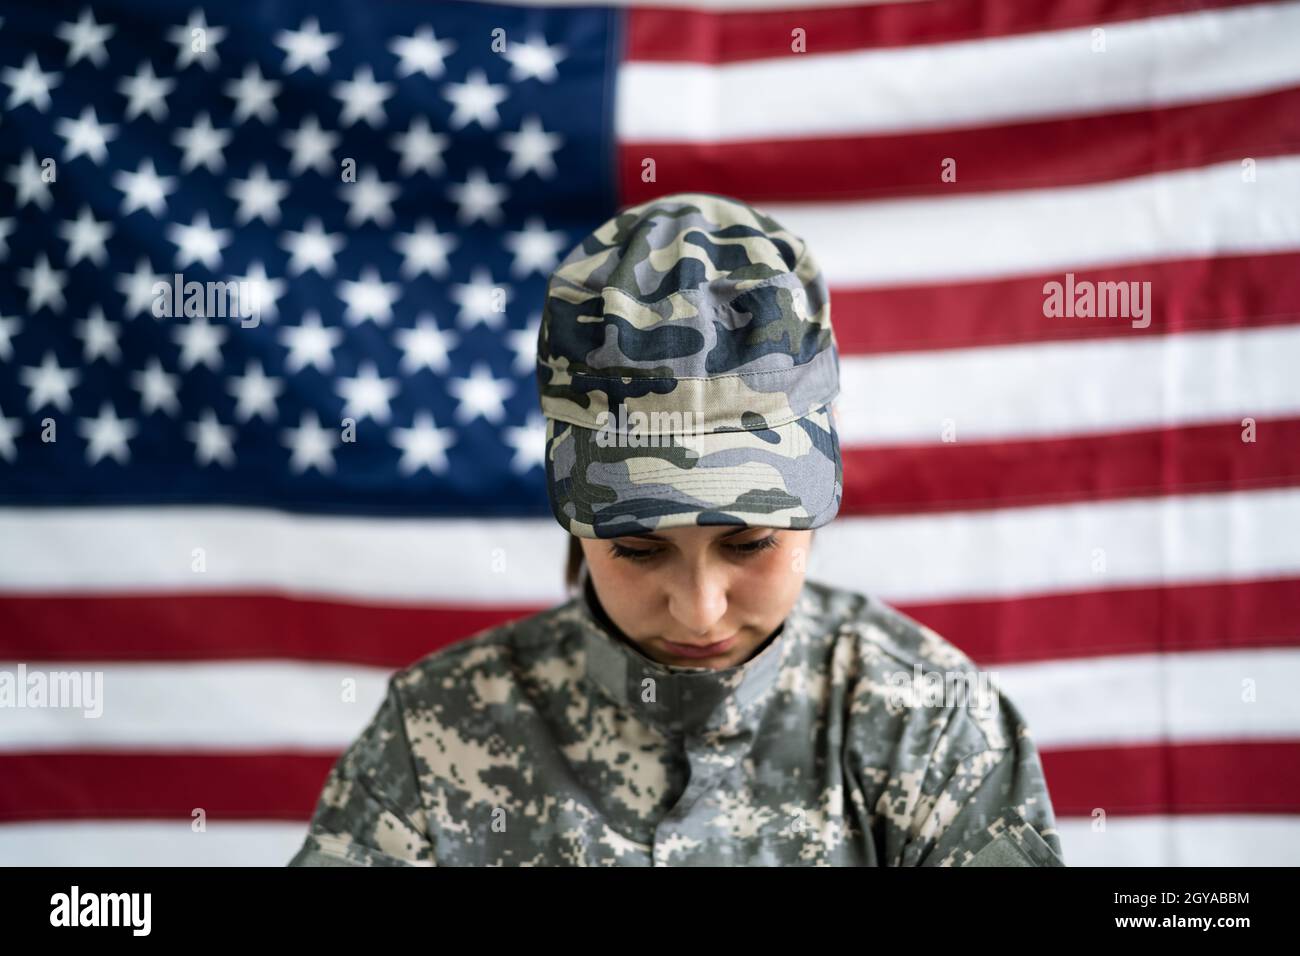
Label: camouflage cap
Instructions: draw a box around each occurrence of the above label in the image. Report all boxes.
[536,192,842,539]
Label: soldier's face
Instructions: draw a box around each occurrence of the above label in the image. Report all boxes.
[580,526,812,670]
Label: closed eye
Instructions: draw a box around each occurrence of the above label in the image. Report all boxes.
[607,534,779,562]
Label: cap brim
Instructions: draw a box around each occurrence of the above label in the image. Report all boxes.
[545,404,842,539]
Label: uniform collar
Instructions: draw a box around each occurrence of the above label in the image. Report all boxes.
[575,563,792,736]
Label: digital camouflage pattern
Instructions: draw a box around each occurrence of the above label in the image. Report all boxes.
[536,192,843,539]
[288,572,1066,867]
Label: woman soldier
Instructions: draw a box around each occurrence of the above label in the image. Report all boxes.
[289,192,1065,867]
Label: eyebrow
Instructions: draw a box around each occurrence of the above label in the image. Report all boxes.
[621,527,756,543]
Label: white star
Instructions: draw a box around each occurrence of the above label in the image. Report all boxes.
[174,112,231,173]
[7,151,55,210]
[332,66,393,128]
[228,164,289,225]
[503,411,547,473]
[450,265,511,330]
[113,159,176,217]
[0,218,14,260]
[282,412,337,474]
[172,314,227,371]
[507,314,541,375]
[20,352,79,413]
[279,311,341,374]
[500,115,563,179]
[74,305,120,363]
[447,362,514,425]
[231,261,286,322]
[225,63,279,124]
[338,267,400,326]
[55,106,118,164]
[79,402,137,465]
[391,411,456,475]
[59,206,113,267]
[117,258,162,317]
[18,254,66,313]
[337,361,399,424]
[119,61,174,121]
[186,409,236,467]
[390,116,449,177]
[275,17,340,74]
[281,115,338,176]
[167,212,231,270]
[2,54,61,112]
[338,168,398,227]
[442,68,507,130]
[281,218,344,276]
[504,216,566,278]
[395,314,458,375]
[0,314,19,361]
[0,406,19,463]
[131,357,180,415]
[168,10,225,71]
[228,359,283,423]
[447,167,507,226]
[393,220,457,279]
[56,8,115,68]
[503,34,567,83]
[389,25,456,79]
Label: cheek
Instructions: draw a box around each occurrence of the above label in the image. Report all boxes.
[588,553,659,613]
[731,548,805,604]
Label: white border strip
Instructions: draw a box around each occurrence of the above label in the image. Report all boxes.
[0,815,1292,866]
[1054,814,1300,866]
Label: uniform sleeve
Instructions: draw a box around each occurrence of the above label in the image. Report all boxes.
[902,692,1066,868]
[287,676,436,867]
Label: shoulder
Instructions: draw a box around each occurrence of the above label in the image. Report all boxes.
[800,578,1025,755]
[382,596,585,708]
[800,576,981,677]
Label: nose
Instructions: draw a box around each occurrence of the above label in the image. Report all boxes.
[666,564,729,638]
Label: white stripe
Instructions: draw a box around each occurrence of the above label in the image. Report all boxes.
[0,509,568,602]
[1056,815,1300,866]
[811,487,1300,601]
[2,489,1298,602]
[836,324,1300,444]
[620,2,1300,138]
[0,820,309,866]
[774,157,1300,285]
[996,649,1300,749]
[0,815,1294,866]
[0,661,389,750]
[3,647,1298,751]
[0,815,1293,866]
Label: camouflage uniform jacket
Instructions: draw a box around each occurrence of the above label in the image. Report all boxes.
[287,573,1066,867]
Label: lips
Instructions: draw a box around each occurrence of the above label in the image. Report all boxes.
[660,634,740,659]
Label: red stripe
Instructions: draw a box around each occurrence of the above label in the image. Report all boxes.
[2,578,1297,668]
[830,254,1300,356]
[842,419,1300,516]
[3,740,1296,822]
[625,0,1260,63]
[620,87,1300,203]
[0,751,334,822]
[0,594,538,667]
[1041,740,1300,816]
[901,577,1300,665]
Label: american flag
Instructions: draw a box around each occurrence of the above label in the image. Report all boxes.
[1,0,1298,866]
